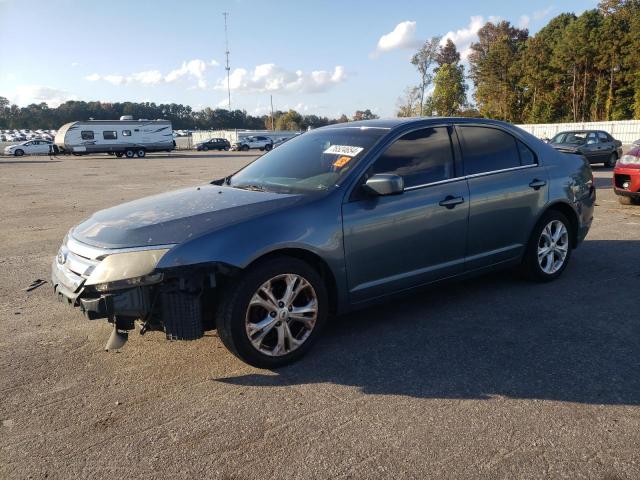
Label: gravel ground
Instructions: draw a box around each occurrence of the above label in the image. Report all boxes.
[1,151,639,479]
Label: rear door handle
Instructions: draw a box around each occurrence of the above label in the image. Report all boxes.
[439,195,464,209]
[529,179,547,190]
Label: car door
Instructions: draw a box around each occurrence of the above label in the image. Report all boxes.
[581,132,602,163]
[456,124,548,271]
[597,131,614,161]
[342,126,469,303]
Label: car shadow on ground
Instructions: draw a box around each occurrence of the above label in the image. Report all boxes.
[594,177,613,189]
[0,160,61,164]
[218,240,640,405]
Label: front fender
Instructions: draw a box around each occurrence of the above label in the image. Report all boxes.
[155,195,350,310]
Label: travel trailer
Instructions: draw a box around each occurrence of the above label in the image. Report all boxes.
[54,117,174,157]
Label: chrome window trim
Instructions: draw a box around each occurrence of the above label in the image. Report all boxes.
[66,234,176,261]
[402,164,538,192]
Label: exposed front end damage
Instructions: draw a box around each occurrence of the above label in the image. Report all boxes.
[51,233,229,349]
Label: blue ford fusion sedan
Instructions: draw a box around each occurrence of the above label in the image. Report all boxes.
[52,118,595,368]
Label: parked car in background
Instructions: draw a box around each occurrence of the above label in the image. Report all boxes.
[613,145,640,205]
[549,130,622,167]
[231,135,273,152]
[272,136,299,148]
[196,138,230,151]
[51,118,595,367]
[4,139,53,156]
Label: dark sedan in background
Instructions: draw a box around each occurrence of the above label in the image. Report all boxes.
[195,138,231,151]
[52,118,595,368]
[549,130,623,167]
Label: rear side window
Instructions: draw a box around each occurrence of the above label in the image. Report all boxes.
[122,130,131,137]
[81,131,94,140]
[103,131,117,140]
[458,126,520,175]
[517,141,536,166]
[597,132,609,142]
[370,127,455,188]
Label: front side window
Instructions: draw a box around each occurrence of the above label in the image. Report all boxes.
[103,131,117,140]
[122,130,131,137]
[228,128,385,193]
[458,126,520,175]
[369,127,454,188]
[81,131,94,140]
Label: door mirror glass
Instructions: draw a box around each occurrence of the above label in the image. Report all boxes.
[363,174,404,196]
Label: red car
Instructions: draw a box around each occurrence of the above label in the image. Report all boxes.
[613,145,640,205]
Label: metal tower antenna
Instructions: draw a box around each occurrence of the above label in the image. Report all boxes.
[223,12,231,110]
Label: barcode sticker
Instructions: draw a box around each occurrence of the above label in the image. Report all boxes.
[323,145,364,156]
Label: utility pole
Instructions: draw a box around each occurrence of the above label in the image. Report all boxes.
[223,12,231,110]
[270,95,274,131]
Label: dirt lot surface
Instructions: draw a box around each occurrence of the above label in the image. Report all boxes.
[1,151,639,479]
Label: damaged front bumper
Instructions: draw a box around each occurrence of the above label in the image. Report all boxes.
[51,235,210,342]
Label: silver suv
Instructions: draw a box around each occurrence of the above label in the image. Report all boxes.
[232,135,273,152]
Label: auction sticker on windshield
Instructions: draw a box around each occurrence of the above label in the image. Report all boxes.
[323,145,364,156]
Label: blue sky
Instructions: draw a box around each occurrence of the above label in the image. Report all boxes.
[0,0,598,118]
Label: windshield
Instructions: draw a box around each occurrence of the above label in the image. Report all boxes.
[551,132,588,145]
[227,128,386,193]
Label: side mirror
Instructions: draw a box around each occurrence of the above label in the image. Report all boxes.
[363,174,404,196]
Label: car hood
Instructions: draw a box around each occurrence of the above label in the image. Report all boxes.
[72,184,303,249]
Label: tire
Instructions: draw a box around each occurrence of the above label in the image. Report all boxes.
[522,210,573,282]
[115,152,123,158]
[14,149,24,157]
[224,146,230,151]
[264,143,273,151]
[202,146,208,151]
[216,257,328,368]
[124,149,135,158]
[242,144,249,151]
[618,195,640,205]
[604,153,617,168]
[136,149,146,158]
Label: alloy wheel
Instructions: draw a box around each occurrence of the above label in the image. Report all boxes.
[245,273,318,357]
[537,220,569,274]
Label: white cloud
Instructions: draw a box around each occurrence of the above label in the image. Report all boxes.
[217,64,346,94]
[10,85,77,107]
[131,70,163,85]
[440,15,486,60]
[85,59,218,88]
[71,62,80,67]
[372,21,419,57]
[518,14,530,29]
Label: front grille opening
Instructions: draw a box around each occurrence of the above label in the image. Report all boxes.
[614,174,631,189]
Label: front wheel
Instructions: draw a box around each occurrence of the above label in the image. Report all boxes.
[604,153,617,168]
[202,146,208,151]
[241,144,249,151]
[216,257,328,368]
[14,149,24,157]
[522,211,572,282]
[264,144,272,151]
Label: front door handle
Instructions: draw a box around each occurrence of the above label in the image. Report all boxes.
[439,195,464,209]
[529,179,547,190]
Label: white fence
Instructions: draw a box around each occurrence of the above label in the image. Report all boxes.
[516,120,640,144]
[192,129,301,144]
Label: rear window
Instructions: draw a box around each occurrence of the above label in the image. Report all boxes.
[103,131,117,140]
[81,131,94,140]
[458,126,521,175]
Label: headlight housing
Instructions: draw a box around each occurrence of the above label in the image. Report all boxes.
[85,248,169,291]
[618,154,640,166]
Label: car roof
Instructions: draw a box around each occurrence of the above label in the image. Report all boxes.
[555,130,606,134]
[320,117,521,133]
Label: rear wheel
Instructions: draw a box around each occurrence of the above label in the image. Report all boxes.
[125,149,135,158]
[115,152,123,158]
[604,153,617,168]
[522,210,572,282]
[216,257,328,368]
[242,144,249,151]
[264,143,273,151]
[224,146,230,151]
[136,149,146,158]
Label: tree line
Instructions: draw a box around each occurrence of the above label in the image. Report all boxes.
[399,0,640,123]
[0,96,380,131]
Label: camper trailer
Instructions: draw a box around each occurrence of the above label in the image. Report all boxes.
[54,117,174,157]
